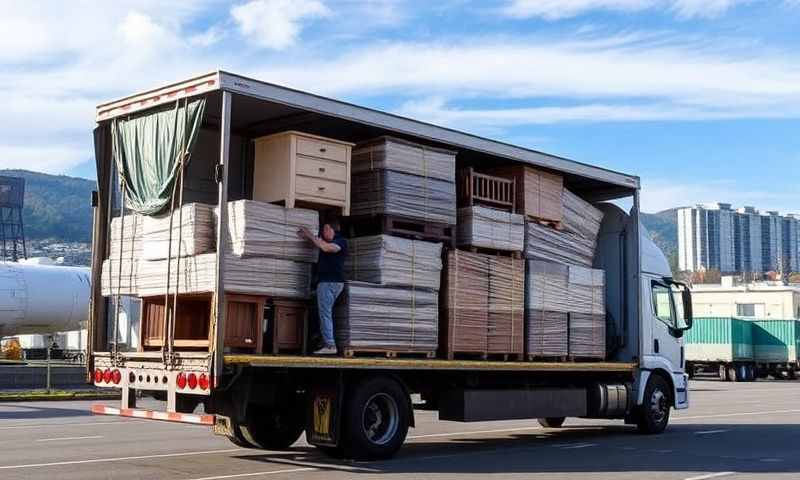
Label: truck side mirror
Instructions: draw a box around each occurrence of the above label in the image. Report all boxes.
[671,281,693,331]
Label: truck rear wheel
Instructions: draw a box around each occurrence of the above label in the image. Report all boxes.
[339,376,410,460]
[727,366,738,382]
[241,403,305,450]
[227,423,256,448]
[538,417,566,428]
[635,375,671,435]
[718,365,729,381]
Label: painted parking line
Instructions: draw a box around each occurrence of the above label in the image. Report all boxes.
[0,448,244,470]
[694,429,729,435]
[683,472,736,480]
[36,435,104,442]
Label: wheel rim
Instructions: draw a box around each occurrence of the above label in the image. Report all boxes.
[649,388,668,424]
[361,393,399,446]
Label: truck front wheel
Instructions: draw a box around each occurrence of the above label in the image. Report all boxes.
[635,375,671,435]
[340,376,410,460]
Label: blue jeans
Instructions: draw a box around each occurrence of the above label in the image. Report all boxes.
[317,282,344,346]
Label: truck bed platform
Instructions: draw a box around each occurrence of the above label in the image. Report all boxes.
[224,354,637,373]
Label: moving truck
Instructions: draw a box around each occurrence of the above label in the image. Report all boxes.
[88,71,693,460]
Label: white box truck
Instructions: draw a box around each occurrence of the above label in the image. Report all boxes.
[88,71,693,460]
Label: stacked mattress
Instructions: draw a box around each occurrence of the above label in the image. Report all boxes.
[102,200,316,300]
[224,200,319,262]
[525,260,606,358]
[335,282,438,352]
[141,203,215,260]
[457,206,525,252]
[344,235,442,290]
[351,137,457,225]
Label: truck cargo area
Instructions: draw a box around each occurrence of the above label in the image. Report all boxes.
[88,71,692,460]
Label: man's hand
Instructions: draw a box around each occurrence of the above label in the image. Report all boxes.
[297,226,313,240]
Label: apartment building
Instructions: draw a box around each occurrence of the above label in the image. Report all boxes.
[678,203,799,274]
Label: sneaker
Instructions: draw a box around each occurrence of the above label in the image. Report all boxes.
[315,345,338,355]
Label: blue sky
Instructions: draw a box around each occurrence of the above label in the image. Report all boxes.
[1,0,799,213]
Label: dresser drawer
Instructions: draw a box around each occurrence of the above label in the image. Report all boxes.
[295,155,348,182]
[295,175,347,202]
[296,136,349,163]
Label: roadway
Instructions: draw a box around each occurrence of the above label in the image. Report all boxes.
[0,379,798,479]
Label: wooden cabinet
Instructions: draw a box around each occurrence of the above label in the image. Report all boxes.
[139,293,264,353]
[267,299,308,354]
[252,131,353,215]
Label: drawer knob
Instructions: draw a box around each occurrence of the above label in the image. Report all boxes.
[318,167,326,172]
[319,148,327,153]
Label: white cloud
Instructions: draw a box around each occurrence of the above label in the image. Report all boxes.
[231,0,330,50]
[670,0,749,18]
[501,0,749,20]
[394,96,778,127]
[502,0,654,20]
[257,36,800,119]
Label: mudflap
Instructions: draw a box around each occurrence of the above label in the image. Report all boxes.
[306,374,344,448]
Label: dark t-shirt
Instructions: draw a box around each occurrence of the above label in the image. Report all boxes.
[317,233,347,283]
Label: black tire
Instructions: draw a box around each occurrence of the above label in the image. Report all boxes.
[727,366,738,382]
[746,364,756,382]
[240,403,306,451]
[636,375,671,435]
[227,422,257,448]
[788,368,797,380]
[538,417,566,428]
[339,376,410,460]
[718,364,729,381]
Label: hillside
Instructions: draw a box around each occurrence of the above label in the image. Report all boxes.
[0,169,95,242]
[641,208,680,270]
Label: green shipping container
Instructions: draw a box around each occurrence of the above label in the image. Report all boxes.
[684,317,753,362]
[751,320,800,364]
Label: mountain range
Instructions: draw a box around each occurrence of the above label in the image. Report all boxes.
[1,169,680,266]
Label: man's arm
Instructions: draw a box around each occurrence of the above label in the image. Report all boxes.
[298,227,342,253]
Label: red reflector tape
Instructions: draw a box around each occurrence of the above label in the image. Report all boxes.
[90,404,214,425]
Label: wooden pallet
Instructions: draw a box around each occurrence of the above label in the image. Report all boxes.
[347,214,455,246]
[448,351,524,361]
[462,246,523,259]
[567,355,605,362]
[343,348,437,359]
[526,355,569,362]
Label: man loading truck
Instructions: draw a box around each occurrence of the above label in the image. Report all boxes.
[298,220,348,355]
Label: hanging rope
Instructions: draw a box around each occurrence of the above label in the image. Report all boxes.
[161,98,190,367]
[111,116,125,366]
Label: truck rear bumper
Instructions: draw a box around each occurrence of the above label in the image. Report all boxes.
[91,404,215,425]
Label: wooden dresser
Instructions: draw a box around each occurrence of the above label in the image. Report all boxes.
[252,131,354,215]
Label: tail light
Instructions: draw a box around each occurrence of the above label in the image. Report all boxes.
[176,372,187,389]
[198,373,209,390]
[111,369,122,385]
[129,372,136,384]
[187,373,198,390]
[102,369,112,384]
[94,368,103,383]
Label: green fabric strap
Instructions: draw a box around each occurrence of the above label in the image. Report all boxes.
[111,98,206,215]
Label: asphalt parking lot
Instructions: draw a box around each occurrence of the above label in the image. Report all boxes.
[0,379,798,480]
